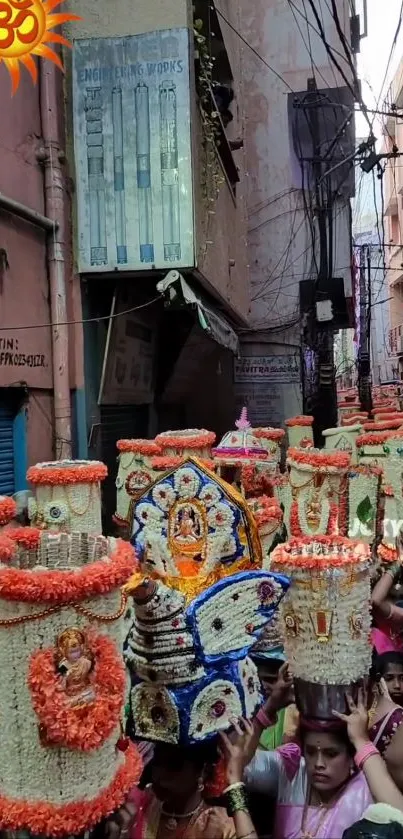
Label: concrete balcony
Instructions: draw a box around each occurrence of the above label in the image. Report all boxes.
[388,245,403,287]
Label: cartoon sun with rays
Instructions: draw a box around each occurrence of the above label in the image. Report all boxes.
[0,0,80,94]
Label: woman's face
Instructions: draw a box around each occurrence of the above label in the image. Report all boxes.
[151,744,202,805]
[382,662,403,705]
[304,731,352,796]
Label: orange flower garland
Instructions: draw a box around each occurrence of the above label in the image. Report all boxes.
[152,456,216,471]
[155,431,216,449]
[356,432,391,447]
[0,496,17,526]
[287,448,350,469]
[284,415,313,427]
[0,742,142,836]
[27,463,108,485]
[378,543,398,563]
[363,420,402,431]
[254,428,285,441]
[0,536,16,563]
[28,632,126,751]
[117,439,161,456]
[5,527,41,550]
[0,539,135,603]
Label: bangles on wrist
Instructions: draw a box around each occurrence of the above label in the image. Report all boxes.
[256,706,277,729]
[354,742,379,770]
[224,782,249,817]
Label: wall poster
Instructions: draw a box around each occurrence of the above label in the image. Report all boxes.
[73,28,194,273]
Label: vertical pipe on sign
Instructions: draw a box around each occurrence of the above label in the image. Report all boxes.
[112,87,127,264]
[38,59,72,459]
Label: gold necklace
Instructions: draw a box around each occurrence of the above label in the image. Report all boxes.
[160,800,204,833]
[368,692,379,727]
[300,785,344,839]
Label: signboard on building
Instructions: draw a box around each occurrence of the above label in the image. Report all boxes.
[100,293,156,405]
[73,29,194,273]
[234,354,302,426]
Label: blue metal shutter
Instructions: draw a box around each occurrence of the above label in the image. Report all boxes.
[0,402,14,495]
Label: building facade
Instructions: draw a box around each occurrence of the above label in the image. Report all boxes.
[61,0,250,518]
[383,60,403,378]
[235,0,359,425]
[0,59,84,495]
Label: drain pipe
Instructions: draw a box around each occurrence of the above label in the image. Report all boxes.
[37,59,72,459]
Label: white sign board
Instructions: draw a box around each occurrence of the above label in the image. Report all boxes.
[234,354,302,426]
[73,29,194,272]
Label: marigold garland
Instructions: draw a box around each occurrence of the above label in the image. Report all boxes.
[251,496,283,527]
[117,439,161,456]
[28,632,125,751]
[284,415,313,427]
[287,448,350,469]
[0,742,142,837]
[5,527,41,550]
[356,432,391,447]
[363,420,403,431]
[0,496,17,526]
[0,536,16,563]
[0,539,135,603]
[378,543,398,563]
[27,463,108,486]
[254,428,285,441]
[155,431,216,449]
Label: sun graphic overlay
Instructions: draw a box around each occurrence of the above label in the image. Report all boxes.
[0,0,80,94]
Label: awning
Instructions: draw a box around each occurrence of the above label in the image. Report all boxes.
[156,270,240,356]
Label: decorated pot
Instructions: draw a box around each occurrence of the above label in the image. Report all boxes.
[0,530,140,837]
[287,449,351,538]
[284,416,313,449]
[154,429,216,471]
[253,427,285,465]
[27,460,107,535]
[322,425,362,464]
[114,439,161,530]
[271,536,373,719]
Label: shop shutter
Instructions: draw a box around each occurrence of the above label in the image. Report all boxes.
[0,402,14,495]
[100,405,149,529]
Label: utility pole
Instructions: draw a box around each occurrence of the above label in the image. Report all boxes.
[357,244,372,413]
[305,78,338,444]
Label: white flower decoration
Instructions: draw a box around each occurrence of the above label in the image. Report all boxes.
[200,483,221,508]
[208,503,235,530]
[136,503,164,526]
[43,500,69,526]
[174,467,200,499]
[115,474,124,489]
[221,534,237,558]
[28,496,37,522]
[152,482,176,511]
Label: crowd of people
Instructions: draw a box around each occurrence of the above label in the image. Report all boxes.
[98,540,403,839]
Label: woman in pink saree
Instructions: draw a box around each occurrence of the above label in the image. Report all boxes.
[229,719,372,839]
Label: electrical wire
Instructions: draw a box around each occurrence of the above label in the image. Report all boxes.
[212,5,295,93]
[0,296,161,332]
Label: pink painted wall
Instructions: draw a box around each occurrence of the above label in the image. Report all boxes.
[0,66,53,389]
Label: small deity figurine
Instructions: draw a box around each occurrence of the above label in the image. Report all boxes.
[174,507,200,543]
[55,627,95,706]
